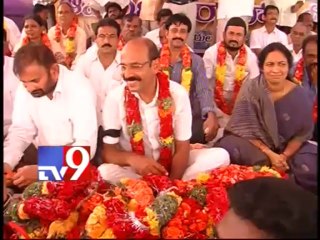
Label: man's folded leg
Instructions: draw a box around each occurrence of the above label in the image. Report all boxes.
[98,164,141,184]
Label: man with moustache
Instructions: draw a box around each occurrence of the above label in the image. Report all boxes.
[3,44,97,189]
[160,14,218,146]
[250,5,289,56]
[291,35,318,141]
[75,18,122,164]
[98,38,230,183]
[118,14,143,50]
[203,17,259,143]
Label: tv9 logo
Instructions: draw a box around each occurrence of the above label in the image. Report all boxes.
[38,146,91,181]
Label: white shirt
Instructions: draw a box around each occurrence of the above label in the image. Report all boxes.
[47,25,87,69]
[203,42,260,91]
[145,28,161,49]
[288,44,303,64]
[250,26,289,50]
[4,17,21,52]
[4,65,98,169]
[264,0,305,27]
[216,0,255,19]
[75,47,123,126]
[102,80,192,161]
[4,56,20,138]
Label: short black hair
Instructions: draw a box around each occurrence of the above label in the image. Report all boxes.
[302,34,318,54]
[165,13,192,33]
[13,44,57,76]
[258,42,293,70]
[156,8,173,23]
[297,12,313,22]
[94,18,121,37]
[104,2,122,13]
[227,177,317,238]
[33,4,49,14]
[264,5,279,15]
[224,17,247,36]
[24,14,46,27]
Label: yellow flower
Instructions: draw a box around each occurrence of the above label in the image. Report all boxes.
[235,65,246,81]
[47,212,79,239]
[18,203,29,220]
[215,65,227,83]
[259,166,281,178]
[160,136,174,146]
[163,69,170,77]
[128,199,138,212]
[41,182,49,195]
[181,68,192,92]
[166,191,182,205]
[65,39,75,54]
[144,208,160,236]
[100,228,116,239]
[133,131,143,142]
[196,172,210,184]
[85,205,107,239]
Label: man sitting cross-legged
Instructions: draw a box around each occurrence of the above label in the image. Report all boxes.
[98,38,230,183]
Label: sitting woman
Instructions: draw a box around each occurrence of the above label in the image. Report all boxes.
[215,42,317,194]
[13,14,51,54]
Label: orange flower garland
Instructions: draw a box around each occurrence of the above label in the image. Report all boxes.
[124,72,174,172]
[54,20,77,69]
[22,33,51,49]
[214,42,247,115]
[160,43,193,93]
[117,35,125,51]
[292,58,317,122]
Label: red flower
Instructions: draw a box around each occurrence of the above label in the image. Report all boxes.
[143,175,173,193]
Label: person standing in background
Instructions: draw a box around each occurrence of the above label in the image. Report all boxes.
[140,0,162,32]
[215,0,255,43]
[4,17,21,54]
[264,0,304,34]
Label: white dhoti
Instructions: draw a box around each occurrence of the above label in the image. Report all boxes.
[208,108,230,146]
[98,147,230,183]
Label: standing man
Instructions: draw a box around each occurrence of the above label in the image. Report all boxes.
[4,17,21,55]
[75,18,123,164]
[215,0,255,43]
[140,0,162,31]
[3,44,97,189]
[264,0,304,34]
[98,37,230,183]
[48,2,87,69]
[160,14,219,145]
[250,5,289,56]
[203,17,259,142]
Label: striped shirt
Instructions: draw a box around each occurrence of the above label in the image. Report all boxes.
[169,53,216,119]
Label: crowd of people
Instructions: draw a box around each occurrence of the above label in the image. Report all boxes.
[3,0,318,238]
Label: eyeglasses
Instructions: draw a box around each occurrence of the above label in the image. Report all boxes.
[118,61,150,71]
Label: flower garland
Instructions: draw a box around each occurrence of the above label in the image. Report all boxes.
[215,42,247,115]
[292,58,317,122]
[22,33,51,49]
[124,71,174,172]
[54,19,77,69]
[160,43,193,93]
[117,35,125,51]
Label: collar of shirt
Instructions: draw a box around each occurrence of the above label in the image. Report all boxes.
[86,45,121,65]
[52,64,67,98]
[131,79,159,107]
[262,25,277,34]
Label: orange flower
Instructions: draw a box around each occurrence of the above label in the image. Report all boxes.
[163,226,184,239]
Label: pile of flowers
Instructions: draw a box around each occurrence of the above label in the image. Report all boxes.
[4,165,286,239]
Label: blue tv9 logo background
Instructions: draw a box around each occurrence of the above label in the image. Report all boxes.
[38,146,91,181]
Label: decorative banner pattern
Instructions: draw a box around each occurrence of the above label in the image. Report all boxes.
[67,0,96,17]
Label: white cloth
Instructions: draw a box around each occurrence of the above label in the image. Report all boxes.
[144,28,161,49]
[74,48,123,126]
[264,0,306,27]
[288,44,303,64]
[4,17,21,52]
[47,25,87,69]
[4,65,98,169]
[250,26,289,50]
[216,0,255,19]
[4,56,20,138]
[162,1,197,49]
[98,148,230,183]
[203,42,260,91]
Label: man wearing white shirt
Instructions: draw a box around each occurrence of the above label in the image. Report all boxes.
[264,0,304,34]
[4,17,21,55]
[215,0,255,43]
[250,5,289,56]
[203,17,259,143]
[4,56,20,138]
[145,8,173,49]
[3,44,97,189]
[288,22,308,64]
[75,18,123,164]
[98,38,230,183]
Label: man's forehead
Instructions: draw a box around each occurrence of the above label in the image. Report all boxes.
[168,22,188,29]
[226,25,245,33]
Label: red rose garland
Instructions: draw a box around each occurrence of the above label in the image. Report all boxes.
[292,58,317,122]
[124,72,174,172]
